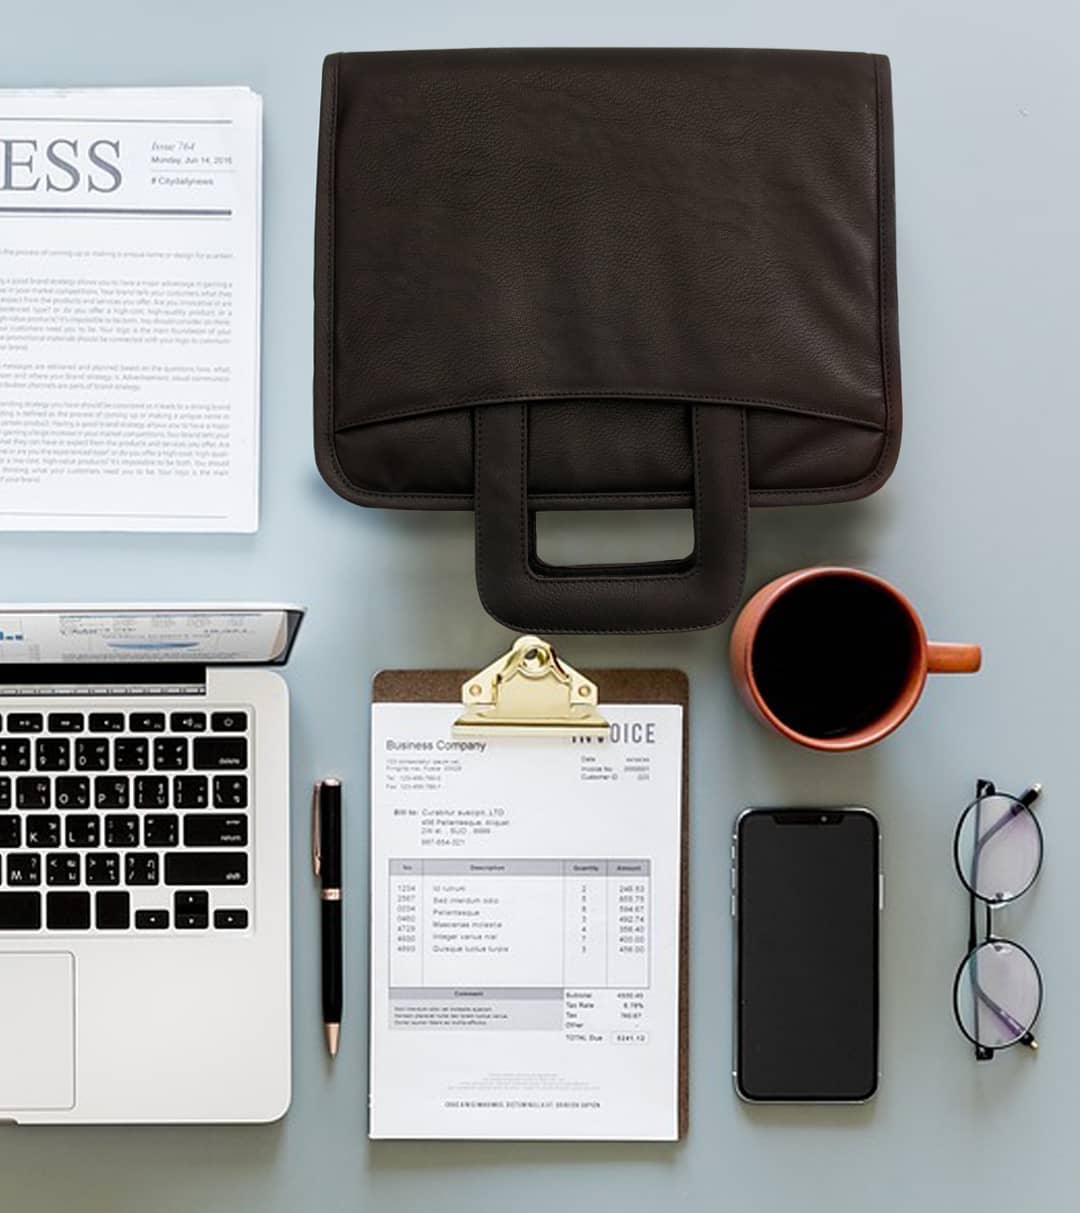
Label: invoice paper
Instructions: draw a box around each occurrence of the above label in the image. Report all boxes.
[369,702,683,1140]
[0,87,262,530]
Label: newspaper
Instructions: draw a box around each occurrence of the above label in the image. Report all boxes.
[0,87,262,531]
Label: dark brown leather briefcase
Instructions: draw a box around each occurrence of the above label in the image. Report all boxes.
[314,48,901,633]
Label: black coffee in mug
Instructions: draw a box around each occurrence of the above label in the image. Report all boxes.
[750,574,917,738]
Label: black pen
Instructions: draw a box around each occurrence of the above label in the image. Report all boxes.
[312,779,343,1058]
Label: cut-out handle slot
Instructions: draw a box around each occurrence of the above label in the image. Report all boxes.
[474,403,749,634]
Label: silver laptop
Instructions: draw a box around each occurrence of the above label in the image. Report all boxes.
[0,604,302,1125]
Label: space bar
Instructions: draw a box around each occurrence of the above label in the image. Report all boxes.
[0,891,43,929]
[165,853,248,885]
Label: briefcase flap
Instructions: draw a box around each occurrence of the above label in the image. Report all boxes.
[316,47,898,501]
[313,48,901,631]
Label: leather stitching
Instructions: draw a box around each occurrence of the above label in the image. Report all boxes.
[331,392,886,436]
[729,406,750,616]
[739,55,898,502]
[322,54,350,498]
[473,407,488,611]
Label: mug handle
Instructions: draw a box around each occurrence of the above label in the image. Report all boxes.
[927,642,982,674]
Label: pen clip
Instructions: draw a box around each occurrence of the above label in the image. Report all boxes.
[311,782,322,878]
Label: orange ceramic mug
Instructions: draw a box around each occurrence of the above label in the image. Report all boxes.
[730,566,982,751]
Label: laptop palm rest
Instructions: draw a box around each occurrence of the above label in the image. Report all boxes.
[0,952,76,1113]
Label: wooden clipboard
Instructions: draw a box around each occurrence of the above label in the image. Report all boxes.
[372,636,690,1137]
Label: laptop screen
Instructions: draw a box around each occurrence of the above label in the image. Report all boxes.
[0,606,304,666]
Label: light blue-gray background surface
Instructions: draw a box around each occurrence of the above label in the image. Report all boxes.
[2,1,1077,1209]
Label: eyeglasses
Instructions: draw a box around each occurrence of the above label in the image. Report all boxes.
[952,779,1043,1060]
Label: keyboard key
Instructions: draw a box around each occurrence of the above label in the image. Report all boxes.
[25,815,60,848]
[211,711,248,733]
[94,777,129,810]
[165,852,247,886]
[46,853,81,886]
[129,713,166,733]
[75,738,110,771]
[135,909,169,930]
[170,711,206,733]
[95,891,130,930]
[193,738,247,770]
[0,776,9,809]
[174,775,208,809]
[36,738,70,771]
[0,890,41,929]
[65,815,100,848]
[47,713,84,734]
[16,777,50,809]
[0,817,20,848]
[104,814,139,848]
[174,889,209,929]
[85,853,120,886]
[46,891,90,930]
[55,777,90,810]
[125,852,159,885]
[184,814,247,847]
[0,739,31,771]
[154,738,188,770]
[6,713,43,734]
[135,776,169,809]
[88,713,124,733]
[213,775,248,809]
[114,738,149,771]
[174,889,208,913]
[214,908,249,930]
[144,815,178,847]
[5,854,40,886]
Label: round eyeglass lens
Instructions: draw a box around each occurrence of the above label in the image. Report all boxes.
[954,939,1042,1049]
[955,794,1042,904]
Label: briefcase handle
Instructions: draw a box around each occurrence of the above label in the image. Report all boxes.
[473,403,749,634]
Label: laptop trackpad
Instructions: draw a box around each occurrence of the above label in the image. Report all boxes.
[0,952,75,1111]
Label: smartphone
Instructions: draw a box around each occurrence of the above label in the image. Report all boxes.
[733,807,881,1103]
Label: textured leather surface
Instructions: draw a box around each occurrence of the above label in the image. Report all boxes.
[313,47,901,631]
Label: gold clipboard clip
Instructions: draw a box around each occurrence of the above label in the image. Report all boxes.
[453,635,609,739]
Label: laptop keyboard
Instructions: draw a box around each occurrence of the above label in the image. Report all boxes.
[0,705,252,934]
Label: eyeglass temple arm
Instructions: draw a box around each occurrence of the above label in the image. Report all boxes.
[968,781,992,951]
[971,780,1041,809]
[971,782,1041,859]
[971,975,1038,1049]
[969,784,989,1056]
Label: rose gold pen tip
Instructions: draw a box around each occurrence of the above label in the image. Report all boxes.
[325,1023,340,1057]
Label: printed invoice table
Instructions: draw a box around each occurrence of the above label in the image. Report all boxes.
[388,858,652,1027]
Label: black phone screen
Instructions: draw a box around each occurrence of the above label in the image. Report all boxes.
[735,809,879,1102]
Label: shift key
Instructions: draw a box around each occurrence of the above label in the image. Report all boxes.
[165,852,248,886]
[193,738,247,769]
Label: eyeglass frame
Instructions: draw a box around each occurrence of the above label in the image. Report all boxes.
[951,778,1044,1061]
